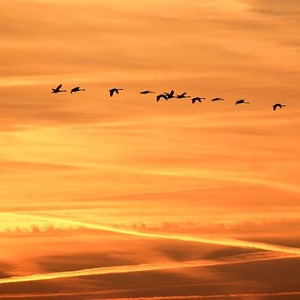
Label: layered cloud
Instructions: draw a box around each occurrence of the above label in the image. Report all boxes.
[0,0,300,299]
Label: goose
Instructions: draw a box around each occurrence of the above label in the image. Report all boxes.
[192,97,206,104]
[164,90,175,99]
[109,88,123,97]
[71,86,85,94]
[156,94,168,102]
[211,97,225,101]
[273,103,286,111]
[140,90,155,94]
[51,84,66,93]
[177,92,190,99]
[235,99,249,105]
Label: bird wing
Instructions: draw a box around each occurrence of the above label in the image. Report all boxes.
[157,94,167,101]
[71,87,78,93]
[109,89,114,97]
[57,84,62,90]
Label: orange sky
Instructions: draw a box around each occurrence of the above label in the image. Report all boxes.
[0,0,300,299]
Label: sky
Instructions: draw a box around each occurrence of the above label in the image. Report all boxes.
[0,0,300,299]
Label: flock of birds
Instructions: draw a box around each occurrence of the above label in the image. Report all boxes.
[52,84,286,111]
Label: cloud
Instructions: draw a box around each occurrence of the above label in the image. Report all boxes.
[2,213,300,256]
[87,291,300,299]
[0,251,296,285]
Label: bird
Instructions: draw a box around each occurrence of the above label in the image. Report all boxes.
[176,92,190,99]
[140,90,155,94]
[211,97,225,101]
[156,94,168,102]
[273,103,286,111]
[70,86,85,94]
[51,84,66,93]
[235,99,250,105]
[164,90,175,99]
[109,88,123,97]
[192,97,206,104]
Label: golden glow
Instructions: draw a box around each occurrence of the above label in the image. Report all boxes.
[0,0,300,298]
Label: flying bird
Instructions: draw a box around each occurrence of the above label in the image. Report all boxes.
[177,92,190,99]
[211,97,225,101]
[164,90,175,99]
[192,97,206,104]
[140,90,155,94]
[156,94,168,102]
[71,86,85,94]
[51,84,66,93]
[273,103,286,111]
[235,99,250,105]
[109,88,123,97]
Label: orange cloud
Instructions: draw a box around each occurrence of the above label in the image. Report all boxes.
[0,251,295,285]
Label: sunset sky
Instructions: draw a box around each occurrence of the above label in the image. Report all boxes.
[0,0,300,299]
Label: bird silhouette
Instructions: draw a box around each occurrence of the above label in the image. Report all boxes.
[273,103,286,111]
[140,90,155,94]
[51,84,66,93]
[71,86,85,94]
[164,90,175,99]
[211,97,225,101]
[192,97,206,104]
[156,94,168,102]
[235,99,249,105]
[177,92,190,99]
[109,88,123,97]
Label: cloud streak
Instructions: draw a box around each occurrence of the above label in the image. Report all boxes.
[92,291,300,300]
[0,251,296,285]
[2,213,300,255]
[0,70,200,88]
[1,290,300,299]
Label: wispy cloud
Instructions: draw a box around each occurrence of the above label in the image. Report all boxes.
[0,251,296,285]
[2,213,300,255]
[89,291,300,300]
